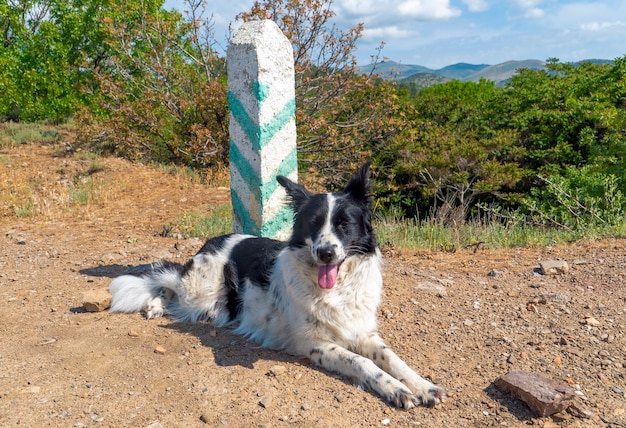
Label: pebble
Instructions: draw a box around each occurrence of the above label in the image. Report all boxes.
[154,346,167,354]
[539,260,570,275]
[415,281,447,297]
[259,395,273,408]
[267,365,287,376]
[334,393,346,403]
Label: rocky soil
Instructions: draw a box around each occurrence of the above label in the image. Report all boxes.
[1,142,625,427]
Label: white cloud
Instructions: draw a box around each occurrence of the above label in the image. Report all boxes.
[511,0,545,19]
[362,25,416,41]
[523,7,544,18]
[337,0,460,21]
[462,0,489,13]
[398,0,461,19]
[580,21,626,31]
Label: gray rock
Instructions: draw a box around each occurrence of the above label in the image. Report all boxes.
[539,260,569,275]
[495,370,576,417]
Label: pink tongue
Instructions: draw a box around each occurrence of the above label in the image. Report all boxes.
[318,264,339,289]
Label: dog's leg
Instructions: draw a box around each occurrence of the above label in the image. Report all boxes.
[304,342,422,409]
[358,334,446,407]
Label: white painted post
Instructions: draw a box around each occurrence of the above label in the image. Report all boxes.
[227,20,297,240]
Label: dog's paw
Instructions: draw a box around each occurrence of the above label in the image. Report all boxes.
[414,384,447,408]
[387,387,419,410]
[145,304,164,319]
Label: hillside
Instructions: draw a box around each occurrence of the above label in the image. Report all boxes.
[398,72,451,89]
[464,59,546,83]
[361,58,613,87]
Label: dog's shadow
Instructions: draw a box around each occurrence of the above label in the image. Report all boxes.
[483,383,535,421]
[81,263,373,398]
[161,321,298,369]
[79,264,131,279]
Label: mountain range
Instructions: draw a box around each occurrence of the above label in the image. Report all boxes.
[357,59,613,88]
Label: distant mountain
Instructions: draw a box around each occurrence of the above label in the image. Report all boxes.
[359,58,613,88]
[399,72,451,89]
[436,63,490,80]
[357,61,433,79]
[464,59,546,83]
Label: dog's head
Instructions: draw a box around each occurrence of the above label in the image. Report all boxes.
[277,163,378,289]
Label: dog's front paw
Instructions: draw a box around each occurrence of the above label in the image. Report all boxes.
[414,384,446,408]
[388,387,419,410]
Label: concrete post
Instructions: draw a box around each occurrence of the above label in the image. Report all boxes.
[227,20,297,240]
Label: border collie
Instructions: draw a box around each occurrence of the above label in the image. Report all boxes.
[109,163,446,409]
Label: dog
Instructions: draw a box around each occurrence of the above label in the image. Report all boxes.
[109,162,446,409]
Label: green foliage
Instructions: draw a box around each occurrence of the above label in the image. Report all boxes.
[519,167,625,230]
[168,204,233,238]
[374,79,523,220]
[76,0,229,169]
[375,57,626,237]
[0,0,107,122]
[0,122,62,146]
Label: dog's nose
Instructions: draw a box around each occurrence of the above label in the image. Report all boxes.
[317,246,335,264]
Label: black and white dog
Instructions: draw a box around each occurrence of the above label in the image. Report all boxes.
[109,163,446,409]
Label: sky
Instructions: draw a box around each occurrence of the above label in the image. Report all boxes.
[163,0,626,69]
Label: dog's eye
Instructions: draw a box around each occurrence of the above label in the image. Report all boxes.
[337,219,349,230]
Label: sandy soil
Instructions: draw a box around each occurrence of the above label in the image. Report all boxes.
[0,142,625,427]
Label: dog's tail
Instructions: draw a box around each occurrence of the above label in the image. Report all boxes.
[109,262,182,316]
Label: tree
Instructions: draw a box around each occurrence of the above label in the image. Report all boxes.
[76,0,229,169]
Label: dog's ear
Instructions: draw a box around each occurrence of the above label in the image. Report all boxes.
[343,162,372,205]
[277,175,312,212]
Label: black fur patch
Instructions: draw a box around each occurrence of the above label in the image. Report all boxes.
[197,234,236,255]
[222,237,286,320]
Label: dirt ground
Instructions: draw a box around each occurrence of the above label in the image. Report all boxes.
[1,142,625,428]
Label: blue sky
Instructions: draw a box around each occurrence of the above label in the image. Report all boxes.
[164,0,626,69]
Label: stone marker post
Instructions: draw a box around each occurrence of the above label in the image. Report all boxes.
[227,20,297,240]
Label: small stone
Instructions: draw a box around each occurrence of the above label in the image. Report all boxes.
[584,317,601,327]
[259,395,273,408]
[539,260,569,275]
[335,393,346,403]
[381,419,391,426]
[566,402,595,419]
[81,289,112,312]
[128,330,139,337]
[199,413,210,424]
[267,365,287,376]
[38,337,57,346]
[488,269,503,277]
[147,422,164,428]
[154,346,167,354]
[416,281,447,297]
